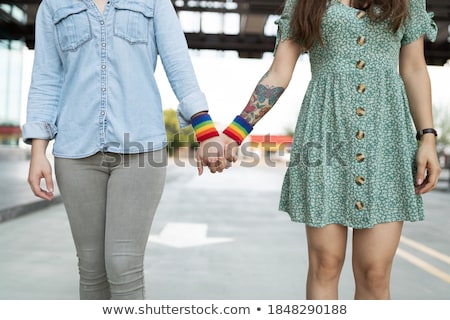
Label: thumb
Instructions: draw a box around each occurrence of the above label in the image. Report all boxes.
[231,145,238,162]
[416,161,426,185]
[197,151,204,176]
[43,170,54,194]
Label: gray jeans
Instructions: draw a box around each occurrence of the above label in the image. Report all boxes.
[55,150,167,300]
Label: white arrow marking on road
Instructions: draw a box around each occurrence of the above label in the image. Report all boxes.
[148,223,234,248]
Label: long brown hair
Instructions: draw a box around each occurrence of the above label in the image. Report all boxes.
[291,0,409,50]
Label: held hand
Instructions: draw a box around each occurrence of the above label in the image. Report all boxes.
[196,136,228,176]
[28,153,54,201]
[415,137,441,194]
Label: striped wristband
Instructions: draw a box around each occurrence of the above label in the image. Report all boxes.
[223,115,253,145]
[191,113,220,142]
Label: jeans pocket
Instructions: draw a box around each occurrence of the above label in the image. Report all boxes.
[53,3,92,52]
[113,0,154,44]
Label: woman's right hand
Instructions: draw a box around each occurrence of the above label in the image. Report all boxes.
[28,140,54,201]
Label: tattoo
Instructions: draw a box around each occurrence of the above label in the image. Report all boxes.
[242,83,285,125]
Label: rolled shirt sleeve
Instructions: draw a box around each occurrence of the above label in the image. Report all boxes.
[153,0,209,128]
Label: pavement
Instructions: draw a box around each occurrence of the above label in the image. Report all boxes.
[0,146,449,300]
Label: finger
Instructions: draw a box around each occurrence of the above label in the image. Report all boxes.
[208,160,219,174]
[215,163,224,173]
[230,143,239,162]
[416,176,433,194]
[39,172,54,200]
[209,165,217,174]
[196,152,204,176]
[415,160,426,186]
[211,156,227,173]
[419,170,439,194]
[216,157,227,173]
[43,170,54,195]
[29,176,52,201]
[198,162,203,176]
[28,175,42,197]
[428,168,440,189]
[232,147,238,162]
[39,187,54,201]
[224,143,235,162]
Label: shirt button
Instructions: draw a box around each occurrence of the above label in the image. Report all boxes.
[356,153,365,162]
[101,111,105,115]
[355,176,365,185]
[102,65,106,69]
[357,84,366,93]
[100,21,105,25]
[102,88,106,92]
[356,130,365,140]
[357,36,366,46]
[356,107,366,116]
[355,201,365,211]
[102,43,106,47]
[356,60,366,69]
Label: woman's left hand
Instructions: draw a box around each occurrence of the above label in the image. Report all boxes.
[415,135,441,194]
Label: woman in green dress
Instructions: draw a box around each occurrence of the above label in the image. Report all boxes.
[221,0,441,299]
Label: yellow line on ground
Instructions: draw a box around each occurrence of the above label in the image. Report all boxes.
[400,236,450,265]
[396,248,450,284]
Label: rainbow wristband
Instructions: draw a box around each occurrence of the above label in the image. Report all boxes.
[191,113,219,142]
[223,115,253,145]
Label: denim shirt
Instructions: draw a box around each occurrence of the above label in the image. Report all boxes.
[23,0,209,158]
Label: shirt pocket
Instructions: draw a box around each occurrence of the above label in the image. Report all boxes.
[53,3,92,52]
[113,0,154,44]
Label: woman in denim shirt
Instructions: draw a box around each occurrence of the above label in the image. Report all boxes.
[23,0,225,299]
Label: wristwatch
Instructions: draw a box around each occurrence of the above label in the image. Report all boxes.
[416,128,437,141]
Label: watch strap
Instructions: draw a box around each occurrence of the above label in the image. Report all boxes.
[416,128,437,140]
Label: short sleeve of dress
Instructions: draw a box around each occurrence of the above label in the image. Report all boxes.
[273,0,297,54]
[401,0,437,46]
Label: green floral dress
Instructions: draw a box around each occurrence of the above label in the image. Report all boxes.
[278,0,437,228]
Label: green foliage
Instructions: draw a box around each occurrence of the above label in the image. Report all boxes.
[283,125,295,137]
[163,109,197,156]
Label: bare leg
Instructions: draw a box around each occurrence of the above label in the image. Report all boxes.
[305,224,348,299]
[352,222,403,300]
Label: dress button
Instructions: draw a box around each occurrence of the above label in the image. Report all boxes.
[357,84,366,93]
[356,130,365,140]
[357,36,366,46]
[356,60,366,69]
[357,10,366,19]
[355,176,365,185]
[356,107,366,116]
[356,153,365,162]
[355,201,365,211]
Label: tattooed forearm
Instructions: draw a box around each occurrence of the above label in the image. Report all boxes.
[241,82,285,125]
